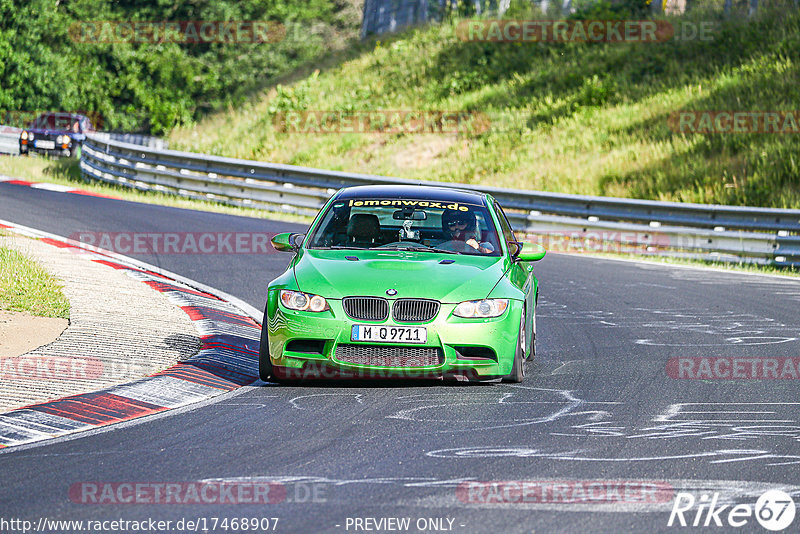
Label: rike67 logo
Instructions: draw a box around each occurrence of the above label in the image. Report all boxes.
[668,490,796,531]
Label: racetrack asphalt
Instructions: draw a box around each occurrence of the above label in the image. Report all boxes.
[1,181,799,533]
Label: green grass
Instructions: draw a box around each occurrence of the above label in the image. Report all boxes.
[169,4,800,208]
[0,245,70,318]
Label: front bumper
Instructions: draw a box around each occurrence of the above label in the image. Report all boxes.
[267,294,522,381]
[20,140,75,157]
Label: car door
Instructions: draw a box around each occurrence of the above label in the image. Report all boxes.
[494,201,536,355]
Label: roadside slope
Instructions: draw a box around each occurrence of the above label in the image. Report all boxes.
[170,8,800,208]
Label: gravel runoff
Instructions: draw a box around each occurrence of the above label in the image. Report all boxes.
[0,234,201,412]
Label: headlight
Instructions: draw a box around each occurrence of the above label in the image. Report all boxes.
[21,131,28,140]
[56,135,63,144]
[280,290,329,312]
[453,299,509,318]
[28,133,34,141]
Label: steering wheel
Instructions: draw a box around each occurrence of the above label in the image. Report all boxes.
[437,240,477,253]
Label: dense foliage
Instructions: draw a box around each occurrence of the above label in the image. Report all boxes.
[0,0,360,134]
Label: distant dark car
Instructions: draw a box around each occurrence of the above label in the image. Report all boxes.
[20,113,95,158]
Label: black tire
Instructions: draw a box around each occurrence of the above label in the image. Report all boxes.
[503,309,526,383]
[258,311,273,382]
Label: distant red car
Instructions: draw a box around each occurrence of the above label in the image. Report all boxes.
[20,113,96,158]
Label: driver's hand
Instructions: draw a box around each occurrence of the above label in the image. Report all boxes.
[466,238,480,250]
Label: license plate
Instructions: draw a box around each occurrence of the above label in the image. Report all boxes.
[351,325,427,344]
[34,140,55,149]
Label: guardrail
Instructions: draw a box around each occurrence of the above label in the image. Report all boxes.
[92,132,168,150]
[80,134,800,267]
[0,127,21,155]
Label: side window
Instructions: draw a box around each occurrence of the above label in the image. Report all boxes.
[494,203,517,245]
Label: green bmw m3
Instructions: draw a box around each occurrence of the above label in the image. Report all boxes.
[259,184,546,383]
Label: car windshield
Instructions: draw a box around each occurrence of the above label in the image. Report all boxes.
[307,197,502,256]
[29,113,88,133]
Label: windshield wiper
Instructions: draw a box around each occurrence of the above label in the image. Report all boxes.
[380,245,460,255]
[424,247,462,255]
[315,245,369,250]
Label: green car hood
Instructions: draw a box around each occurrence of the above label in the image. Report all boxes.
[293,249,507,302]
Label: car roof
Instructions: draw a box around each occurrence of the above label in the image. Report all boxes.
[30,113,92,130]
[335,184,489,205]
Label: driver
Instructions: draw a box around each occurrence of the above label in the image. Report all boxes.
[441,209,495,254]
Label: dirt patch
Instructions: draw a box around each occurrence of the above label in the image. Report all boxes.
[0,310,68,358]
[392,135,456,169]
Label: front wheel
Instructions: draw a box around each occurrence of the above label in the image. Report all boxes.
[503,309,526,383]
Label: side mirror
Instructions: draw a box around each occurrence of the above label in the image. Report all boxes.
[515,242,546,262]
[271,232,304,252]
